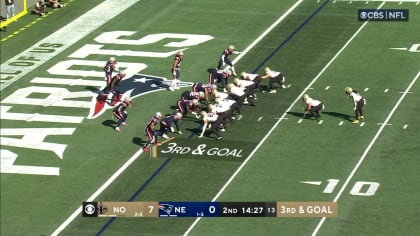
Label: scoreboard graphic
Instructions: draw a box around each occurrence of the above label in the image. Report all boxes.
[82,202,337,218]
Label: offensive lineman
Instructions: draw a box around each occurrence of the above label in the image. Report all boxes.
[260,67,289,93]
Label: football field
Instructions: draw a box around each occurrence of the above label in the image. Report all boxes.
[1,0,419,235]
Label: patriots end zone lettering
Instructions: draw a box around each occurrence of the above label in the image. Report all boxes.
[0,32,213,176]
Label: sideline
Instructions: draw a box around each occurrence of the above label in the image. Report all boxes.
[0,0,77,42]
[0,0,139,91]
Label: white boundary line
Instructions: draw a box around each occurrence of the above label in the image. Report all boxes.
[312,71,420,235]
[0,0,140,91]
[183,0,386,234]
[51,148,144,236]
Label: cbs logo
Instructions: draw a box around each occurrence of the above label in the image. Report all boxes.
[82,202,98,217]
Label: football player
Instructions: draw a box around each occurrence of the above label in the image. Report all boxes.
[260,67,289,93]
[240,71,262,93]
[233,77,257,103]
[97,71,126,105]
[103,57,118,85]
[192,82,216,103]
[217,45,241,76]
[176,99,200,118]
[159,112,183,139]
[143,112,163,152]
[227,83,254,106]
[180,91,205,102]
[198,111,223,140]
[208,69,232,92]
[302,94,324,121]
[112,97,132,132]
[169,51,184,91]
[345,87,366,124]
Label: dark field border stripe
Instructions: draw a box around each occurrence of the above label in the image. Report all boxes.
[252,0,330,73]
[96,157,173,236]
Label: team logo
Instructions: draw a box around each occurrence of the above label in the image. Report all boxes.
[159,204,174,215]
[87,74,193,119]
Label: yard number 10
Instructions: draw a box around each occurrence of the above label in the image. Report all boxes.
[323,179,380,196]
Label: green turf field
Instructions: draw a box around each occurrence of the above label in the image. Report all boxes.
[1,0,419,235]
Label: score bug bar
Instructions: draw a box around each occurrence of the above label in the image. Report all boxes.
[82,201,337,218]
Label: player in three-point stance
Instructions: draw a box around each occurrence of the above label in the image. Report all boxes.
[159,112,183,139]
[192,82,216,103]
[260,67,290,93]
[143,112,163,152]
[345,87,366,124]
[169,51,184,91]
[302,94,324,121]
[112,97,132,132]
[176,98,201,118]
[208,69,232,92]
[198,111,224,140]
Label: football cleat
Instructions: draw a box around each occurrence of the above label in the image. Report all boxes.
[352,120,359,124]
[360,116,365,119]
[269,89,277,93]
[143,146,149,152]
[114,127,120,132]
[121,122,128,126]
[162,134,169,139]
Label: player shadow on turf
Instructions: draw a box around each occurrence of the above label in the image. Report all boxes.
[102,119,117,128]
[322,111,352,121]
[132,137,146,146]
[85,86,101,93]
[287,111,320,120]
[287,111,306,118]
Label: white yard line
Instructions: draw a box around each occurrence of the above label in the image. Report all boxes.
[312,71,419,235]
[183,0,305,235]
[0,0,139,91]
[37,1,142,235]
[183,0,388,234]
[51,148,144,236]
